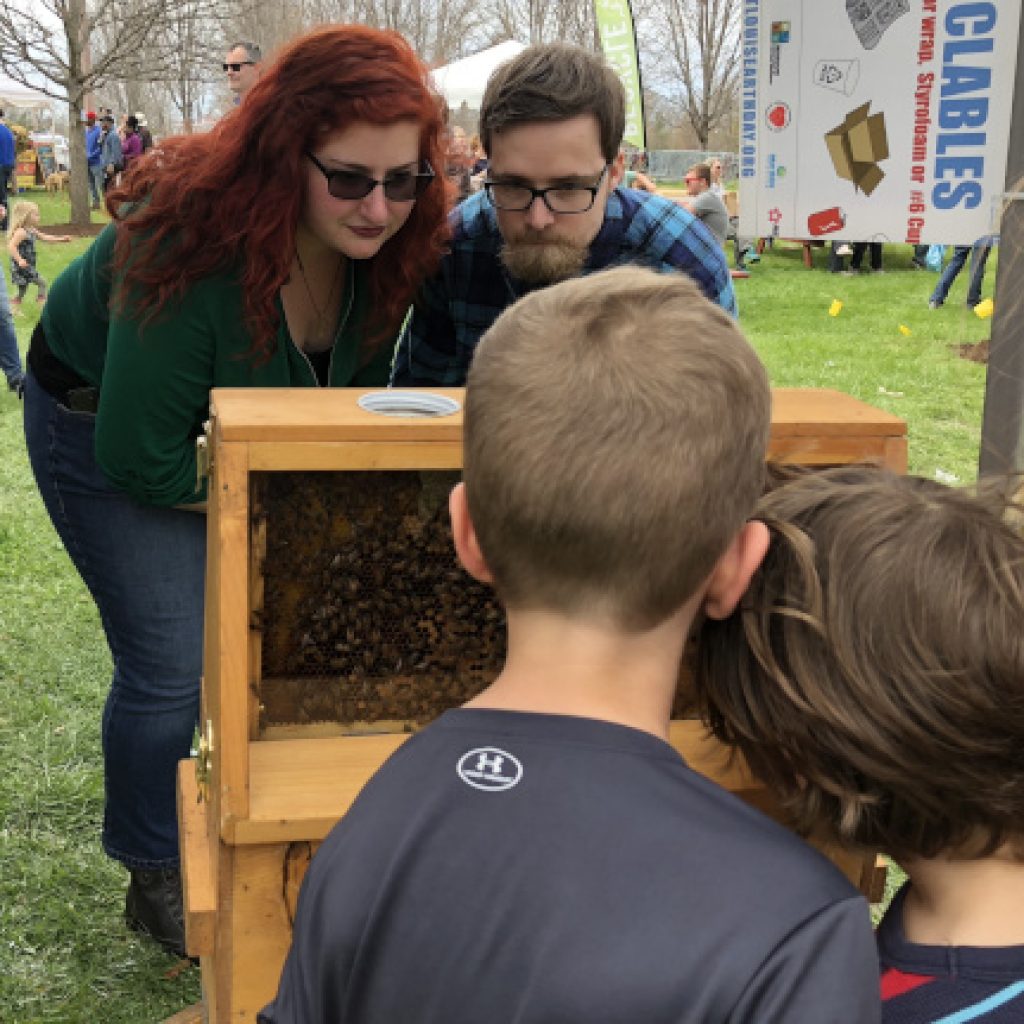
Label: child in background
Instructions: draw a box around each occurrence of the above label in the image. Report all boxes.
[0,202,24,393]
[261,268,880,1024]
[694,466,1024,1023]
[7,201,71,310]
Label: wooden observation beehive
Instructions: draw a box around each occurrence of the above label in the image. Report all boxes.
[179,387,907,1022]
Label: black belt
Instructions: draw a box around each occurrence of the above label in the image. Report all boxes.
[27,322,101,413]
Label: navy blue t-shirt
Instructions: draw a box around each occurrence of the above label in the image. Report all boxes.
[879,883,1024,1022]
[260,709,880,1023]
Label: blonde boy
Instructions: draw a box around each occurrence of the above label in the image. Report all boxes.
[261,268,880,1024]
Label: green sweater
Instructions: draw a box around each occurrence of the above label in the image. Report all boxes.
[41,224,393,506]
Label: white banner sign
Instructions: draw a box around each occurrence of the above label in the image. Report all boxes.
[739,0,1022,244]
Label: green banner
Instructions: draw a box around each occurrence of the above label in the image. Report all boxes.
[594,0,646,150]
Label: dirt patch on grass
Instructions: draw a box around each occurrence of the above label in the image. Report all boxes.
[955,340,989,364]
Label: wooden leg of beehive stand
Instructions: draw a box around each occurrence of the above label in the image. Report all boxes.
[206,841,297,1021]
[178,762,216,958]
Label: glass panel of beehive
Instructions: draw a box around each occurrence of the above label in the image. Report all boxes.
[253,471,505,736]
[252,470,699,737]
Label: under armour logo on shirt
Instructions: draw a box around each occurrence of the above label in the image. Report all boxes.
[456,747,523,792]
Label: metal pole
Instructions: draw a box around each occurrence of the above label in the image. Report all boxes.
[978,9,1024,477]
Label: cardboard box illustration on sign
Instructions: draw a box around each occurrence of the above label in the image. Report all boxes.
[824,102,889,196]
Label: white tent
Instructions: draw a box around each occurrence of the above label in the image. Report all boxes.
[432,41,526,109]
[0,78,51,111]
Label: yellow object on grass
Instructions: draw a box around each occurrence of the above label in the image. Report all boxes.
[974,298,994,319]
[829,299,843,317]
[898,324,911,336]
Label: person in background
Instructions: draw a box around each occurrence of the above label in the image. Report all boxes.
[21,24,448,961]
[7,200,72,310]
[709,157,725,196]
[0,204,23,393]
[623,150,657,192]
[706,157,754,270]
[928,237,994,309]
[444,124,471,203]
[680,162,728,248]
[468,133,488,175]
[224,40,263,101]
[468,133,488,193]
[695,465,1024,1024]
[121,116,143,168]
[135,113,154,153]
[392,43,733,386]
[99,112,123,193]
[829,241,853,273]
[84,111,104,210]
[850,240,883,273]
[0,109,15,230]
[261,269,880,1024]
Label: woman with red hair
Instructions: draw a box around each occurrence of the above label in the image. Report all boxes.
[22,24,448,960]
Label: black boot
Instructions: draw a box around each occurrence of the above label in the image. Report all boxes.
[125,867,190,959]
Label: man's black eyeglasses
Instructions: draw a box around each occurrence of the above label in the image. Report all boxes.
[484,165,609,214]
[305,152,435,202]
[223,61,255,72]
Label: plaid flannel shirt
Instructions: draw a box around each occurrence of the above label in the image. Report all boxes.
[390,187,737,386]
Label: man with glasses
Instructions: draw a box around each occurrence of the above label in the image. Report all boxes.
[391,43,734,386]
[224,41,263,101]
[682,163,729,248]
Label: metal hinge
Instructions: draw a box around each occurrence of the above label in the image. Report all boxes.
[195,719,214,803]
[195,420,213,493]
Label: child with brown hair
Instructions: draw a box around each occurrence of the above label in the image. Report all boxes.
[261,267,880,1024]
[694,465,1024,1023]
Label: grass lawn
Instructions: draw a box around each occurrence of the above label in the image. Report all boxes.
[0,204,994,1021]
[1,193,203,1022]
[742,239,990,484]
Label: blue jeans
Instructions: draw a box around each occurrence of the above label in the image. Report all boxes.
[88,163,104,206]
[0,265,22,388]
[23,369,206,868]
[0,165,10,229]
[930,239,993,307]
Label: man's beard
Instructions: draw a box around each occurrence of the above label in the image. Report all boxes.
[499,236,588,285]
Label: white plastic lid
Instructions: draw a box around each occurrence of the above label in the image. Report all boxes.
[357,390,461,418]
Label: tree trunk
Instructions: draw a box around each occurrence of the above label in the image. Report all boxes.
[67,97,91,228]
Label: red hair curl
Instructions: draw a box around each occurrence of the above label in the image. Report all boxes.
[108,24,449,364]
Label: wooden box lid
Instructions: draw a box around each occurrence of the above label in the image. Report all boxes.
[771,388,905,437]
[210,388,466,444]
[209,387,905,445]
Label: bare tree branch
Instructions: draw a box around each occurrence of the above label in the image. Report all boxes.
[0,0,242,224]
[643,0,739,149]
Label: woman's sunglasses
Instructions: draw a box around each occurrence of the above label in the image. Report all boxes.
[306,152,435,202]
[222,61,255,72]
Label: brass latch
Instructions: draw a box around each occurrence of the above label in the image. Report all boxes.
[195,719,214,803]
[195,420,213,493]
